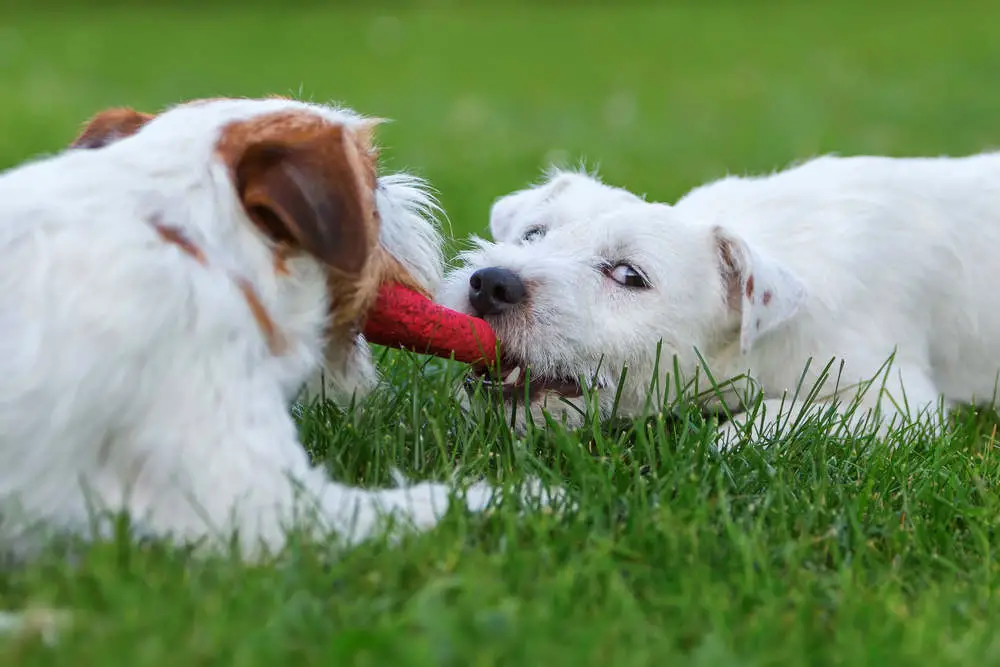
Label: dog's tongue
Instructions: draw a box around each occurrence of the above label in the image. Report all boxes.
[363,282,498,365]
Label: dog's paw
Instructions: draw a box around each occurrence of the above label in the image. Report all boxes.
[373,481,456,532]
[461,478,573,515]
[363,476,572,543]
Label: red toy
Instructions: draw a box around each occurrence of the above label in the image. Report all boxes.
[363,282,499,365]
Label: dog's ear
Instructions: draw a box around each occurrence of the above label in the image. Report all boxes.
[231,122,378,276]
[489,171,575,242]
[71,107,156,149]
[714,226,807,355]
[489,191,524,242]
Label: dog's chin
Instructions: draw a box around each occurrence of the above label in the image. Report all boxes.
[463,353,611,431]
[467,357,596,399]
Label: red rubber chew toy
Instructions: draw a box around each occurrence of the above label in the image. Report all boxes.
[363,282,498,365]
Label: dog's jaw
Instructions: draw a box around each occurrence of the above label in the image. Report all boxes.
[466,359,606,434]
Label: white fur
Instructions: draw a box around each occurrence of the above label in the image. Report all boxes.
[487,166,644,245]
[0,97,532,561]
[440,156,1000,445]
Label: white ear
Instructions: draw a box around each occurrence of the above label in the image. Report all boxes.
[488,193,521,241]
[489,173,575,242]
[714,226,807,355]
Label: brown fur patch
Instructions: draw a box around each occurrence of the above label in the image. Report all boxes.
[214,109,391,344]
[216,111,380,271]
[151,216,285,354]
[71,107,155,149]
[235,277,286,355]
[352,118,384,172]
[715,233,743,311]
[273,245,292,276]
[152,218,207,266]
[745,274,755,300]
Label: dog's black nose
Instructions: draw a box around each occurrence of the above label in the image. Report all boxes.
[468,267,527,316]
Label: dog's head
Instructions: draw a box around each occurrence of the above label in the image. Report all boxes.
[438,173,806,431]
[70,98,445,401]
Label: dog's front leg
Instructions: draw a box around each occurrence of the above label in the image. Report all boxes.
[324,477,499,540]
[140,446,500,558]
[127,375,508,559]
[135,365,567,558]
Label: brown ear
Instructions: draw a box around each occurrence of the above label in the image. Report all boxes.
[231,122,376,275]
[71,107,155,149]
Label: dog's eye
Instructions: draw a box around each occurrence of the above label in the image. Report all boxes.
[522,226,546,243]
[605,263,650,289]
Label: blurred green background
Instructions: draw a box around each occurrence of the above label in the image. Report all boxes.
[3,2,998,252]
[3,6,1000,662]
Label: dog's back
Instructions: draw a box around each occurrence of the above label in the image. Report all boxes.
[676,152,1000,404]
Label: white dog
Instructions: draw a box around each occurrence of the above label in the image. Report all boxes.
[0,96,537,561]
[439,155,1000,446]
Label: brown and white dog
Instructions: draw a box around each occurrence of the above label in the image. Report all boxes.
[0,96,545,561]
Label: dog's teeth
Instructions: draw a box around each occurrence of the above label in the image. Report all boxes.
[504,367,522,384]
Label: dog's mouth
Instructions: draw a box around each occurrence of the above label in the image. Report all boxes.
[466,357,605,403]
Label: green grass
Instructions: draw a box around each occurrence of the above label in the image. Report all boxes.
[5,2,1000,664]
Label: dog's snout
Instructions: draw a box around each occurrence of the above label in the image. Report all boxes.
[468,267,526,316]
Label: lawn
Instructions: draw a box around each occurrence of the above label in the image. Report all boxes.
[4,2,1000,665]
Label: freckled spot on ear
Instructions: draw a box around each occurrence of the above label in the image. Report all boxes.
[715,234,742,310]
[762,290,772,306]
[745,275,755,299]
